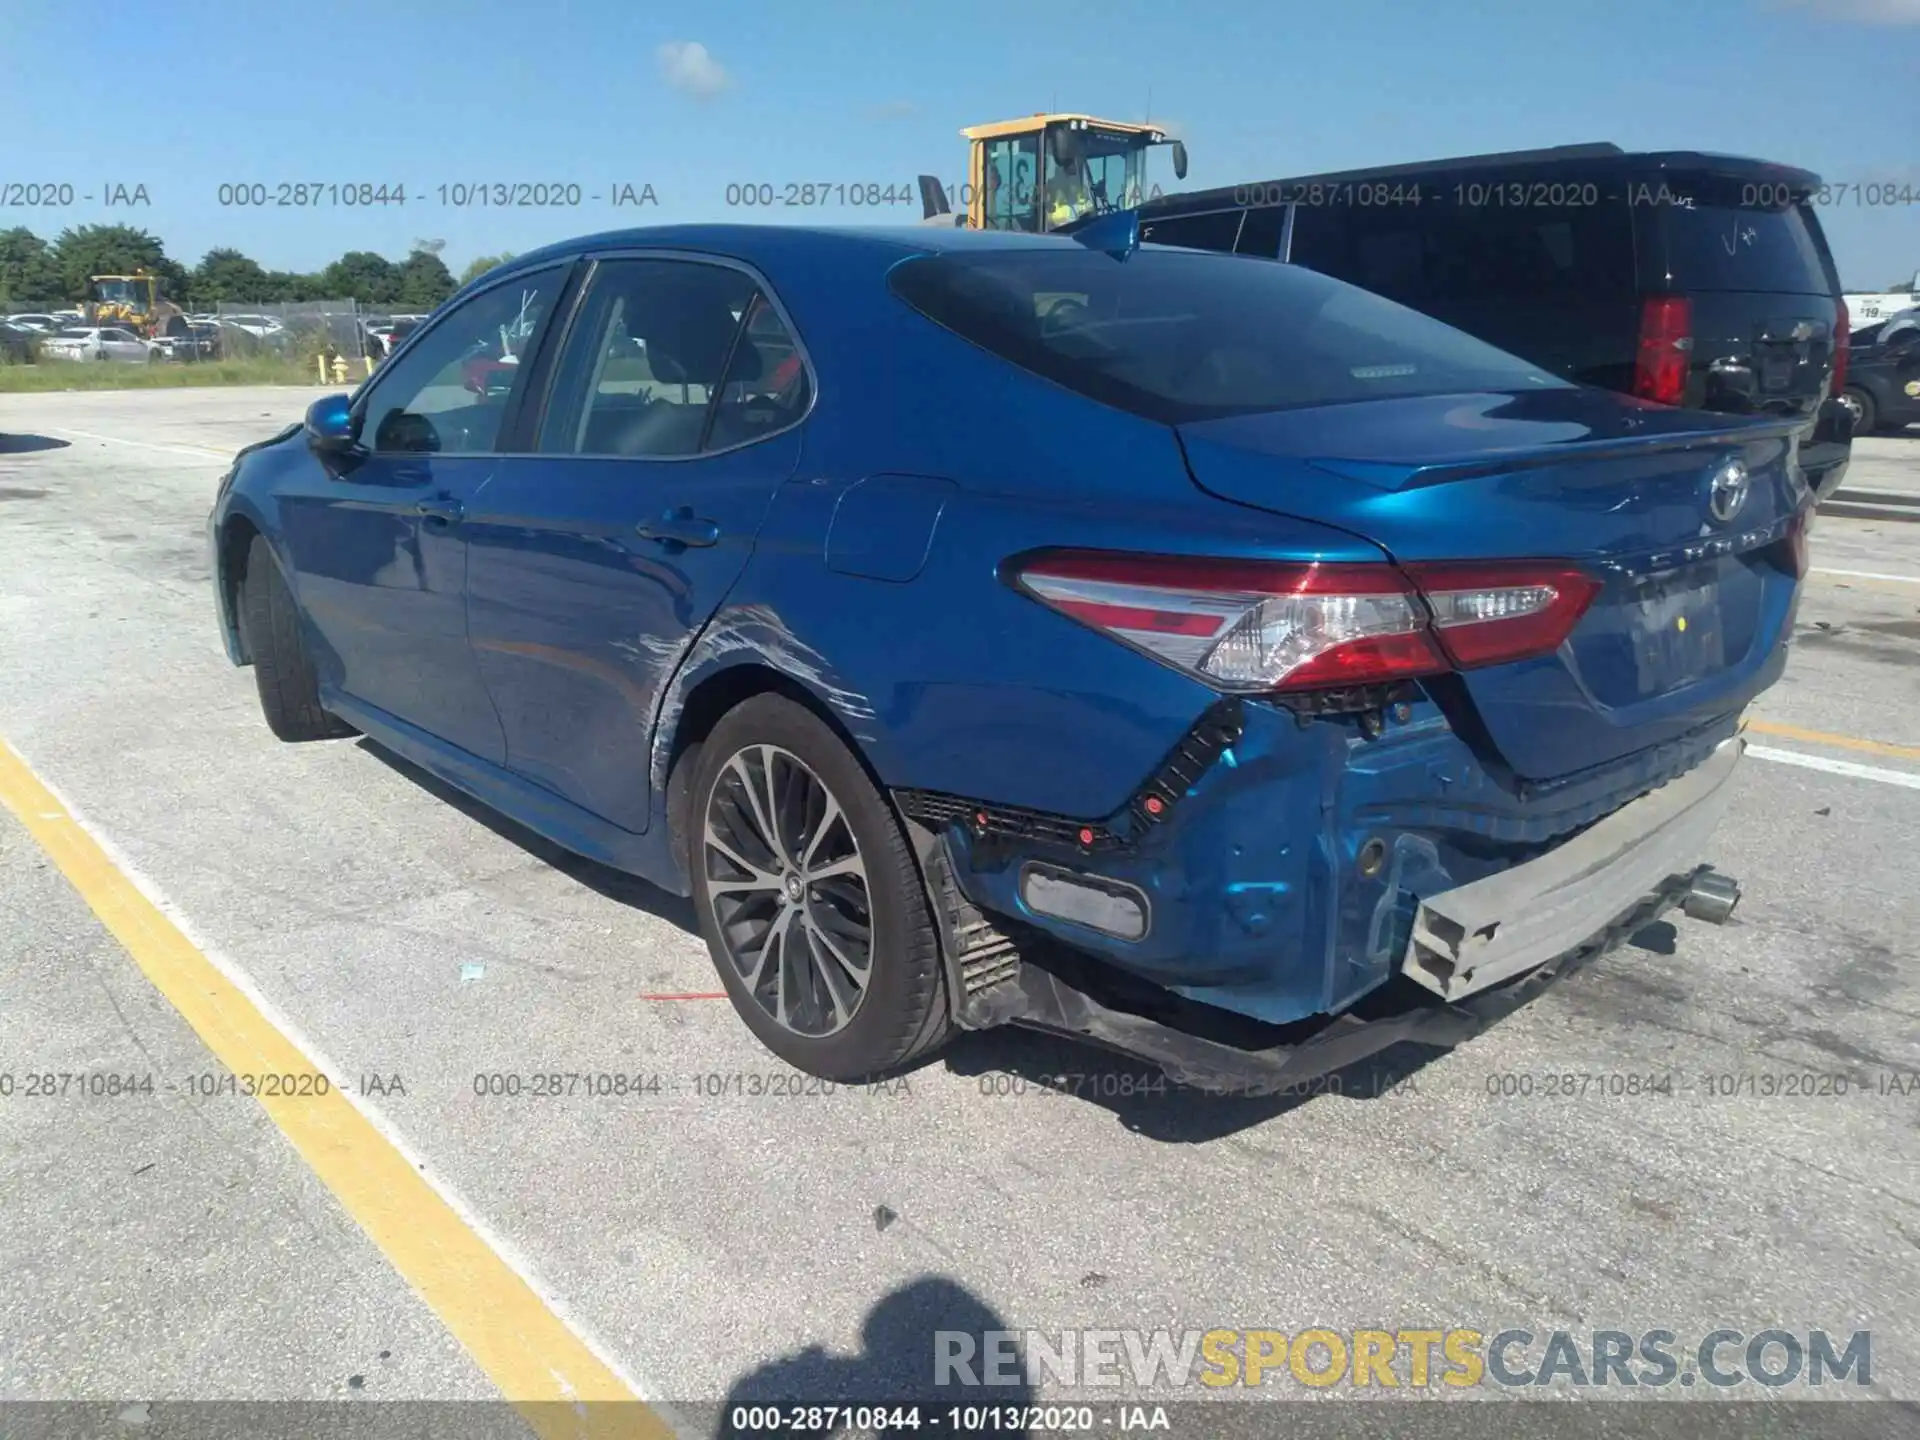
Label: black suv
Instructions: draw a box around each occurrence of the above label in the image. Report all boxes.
[1109,143,1853,496]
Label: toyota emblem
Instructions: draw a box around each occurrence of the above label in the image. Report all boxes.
[1707,460,1749,524]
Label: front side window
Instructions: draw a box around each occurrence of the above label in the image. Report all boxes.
[537,259,769,458]
[890,247,1569,425]
[358,266,565,454]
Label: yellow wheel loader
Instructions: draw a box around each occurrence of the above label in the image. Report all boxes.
[83,272,187,339]
[917,113,1188,232]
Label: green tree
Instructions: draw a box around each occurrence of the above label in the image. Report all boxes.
[317,250,400,305]
[191,248,275,305]
[0,227,63,306]
[396,248,456,310]
[48,224,179,301]
[256,270,309,303]
[458,252,515,285]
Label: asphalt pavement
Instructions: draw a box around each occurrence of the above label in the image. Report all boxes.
[1,389,1917,1437]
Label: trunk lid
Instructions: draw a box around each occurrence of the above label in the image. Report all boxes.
[1178,388,1811,781]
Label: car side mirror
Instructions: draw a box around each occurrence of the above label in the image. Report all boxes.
[304,393,360,454]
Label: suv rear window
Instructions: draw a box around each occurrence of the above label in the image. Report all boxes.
[1649,173,1835,295]
[887,247,1569,425]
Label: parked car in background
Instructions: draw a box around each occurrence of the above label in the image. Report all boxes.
[149,324,222,362]
[1102,144,1854,498]
[5,313,62,333]
[1837,309,1920,434]
[40,326,154,362]
[383,317,422,354]
[1,321,40,363]
[1859,306,1920,348]
[210,225,1799,1091]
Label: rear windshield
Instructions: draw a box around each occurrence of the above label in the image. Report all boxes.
[887,247,1570,425]
[1650,174,1835,295]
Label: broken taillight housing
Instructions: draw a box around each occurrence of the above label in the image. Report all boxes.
[1011,551,1600,694]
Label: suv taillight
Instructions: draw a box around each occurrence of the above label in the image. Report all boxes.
[1832,298,1850,399]
[1633,296,1693,406]
[1011,552,1600,693]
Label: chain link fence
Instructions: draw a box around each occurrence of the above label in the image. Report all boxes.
[197,299,370,370]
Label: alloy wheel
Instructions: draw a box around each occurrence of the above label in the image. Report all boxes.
[702,743,873,1037]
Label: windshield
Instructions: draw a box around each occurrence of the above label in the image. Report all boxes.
[91,279,142,304]
[1077,130,1149,213]
[889,246,1569,425]
[57,328,95,338]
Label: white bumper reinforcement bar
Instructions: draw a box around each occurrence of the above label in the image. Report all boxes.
[1401,736,1745,1001]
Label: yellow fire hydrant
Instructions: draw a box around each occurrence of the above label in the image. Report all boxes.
[330,354,350,384]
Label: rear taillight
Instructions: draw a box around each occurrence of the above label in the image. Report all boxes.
[1633,295,1693,406]
[1402,561,1602,669]
[1011,552,1599,694]
[1831,298,1850,399]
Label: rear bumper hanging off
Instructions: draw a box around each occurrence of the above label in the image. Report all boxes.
[1400,735,1744,1002]
[915,737,1746,1096]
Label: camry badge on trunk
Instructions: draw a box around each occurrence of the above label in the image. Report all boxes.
[1706,460,1750,524]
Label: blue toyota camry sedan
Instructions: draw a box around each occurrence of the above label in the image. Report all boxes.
[208,221,1814,1092]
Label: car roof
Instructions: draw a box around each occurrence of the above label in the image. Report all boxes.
[476,222,1108,293]
[1123,143,1824,218]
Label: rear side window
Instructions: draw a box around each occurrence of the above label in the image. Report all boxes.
[888,247,1568,425]
[1646,175,1836,295]
[1291,188,1638,305]
[1140,209,1243,253]
[537,259,808,458]
[537,259,756,458]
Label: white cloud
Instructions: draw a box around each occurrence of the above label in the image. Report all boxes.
[1774,0,1920,22]
[657,41,730,99]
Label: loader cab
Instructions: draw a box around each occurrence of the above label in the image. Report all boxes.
[84,273,163,329]
[960,114,1187,234]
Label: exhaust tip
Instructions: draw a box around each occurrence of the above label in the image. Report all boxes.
[1683,869,1741,925]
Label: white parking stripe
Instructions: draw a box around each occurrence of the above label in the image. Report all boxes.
[1810,566,1920,586]
[44,426,232,460]
[1748,745,1920,791]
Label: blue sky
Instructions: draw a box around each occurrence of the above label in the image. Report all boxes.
[4,0,1916,287]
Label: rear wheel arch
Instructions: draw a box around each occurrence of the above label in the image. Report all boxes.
[663,659,896,890]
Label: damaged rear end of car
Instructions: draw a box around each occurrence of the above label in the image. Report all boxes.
[882,243,1809,1093]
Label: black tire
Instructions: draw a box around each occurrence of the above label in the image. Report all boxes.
[1843,387,1878,436]
[238,533,356,742]
[689,693,953,1081]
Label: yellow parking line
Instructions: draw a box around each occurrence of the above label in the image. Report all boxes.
[1746,720,1920,766]
[0,736,673,1440]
